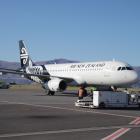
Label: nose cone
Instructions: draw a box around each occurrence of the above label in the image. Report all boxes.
[129,71,139,84]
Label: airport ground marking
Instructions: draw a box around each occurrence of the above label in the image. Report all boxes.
[1,100,140,139]
[101,117,140,140]
[101,127,131,140]
[129,117,140,125]
[0,125,139,138]
[0,100,137,119]
[101,116,140,140]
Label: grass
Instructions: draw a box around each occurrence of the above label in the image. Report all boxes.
[10,84,43,91]
[9,84,140,94]
[10,84,88,91]
[125,88,140,94]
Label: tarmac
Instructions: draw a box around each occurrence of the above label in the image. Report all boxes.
[0,89,140,140]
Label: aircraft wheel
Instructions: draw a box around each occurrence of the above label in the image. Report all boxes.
[48,91,55,96]
[46,90,55,96]
[50,91,55,96]
[99,102,106,108]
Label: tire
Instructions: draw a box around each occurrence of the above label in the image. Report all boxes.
[99,102,106,108]
[46,90,55,96]
[138,103,140,109]
[50,91,55,96]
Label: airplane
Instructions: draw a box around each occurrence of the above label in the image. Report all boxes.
[0,40,139,95]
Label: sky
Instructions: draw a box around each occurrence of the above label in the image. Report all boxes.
[0,0,140,66]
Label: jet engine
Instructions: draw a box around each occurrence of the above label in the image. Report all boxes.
[43,78,67,92]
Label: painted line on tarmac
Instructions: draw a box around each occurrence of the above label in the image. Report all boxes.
[0,101,12,104]
[0,125,139,138]
[129,117,140,125]
[101,127,131,140]
[101,116,140,140]
[0,100,137,119]
[0,101,11,103]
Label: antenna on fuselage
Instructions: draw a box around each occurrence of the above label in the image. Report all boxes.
[112,58,115,62]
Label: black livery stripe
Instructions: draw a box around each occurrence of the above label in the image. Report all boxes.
[41,65,50,75]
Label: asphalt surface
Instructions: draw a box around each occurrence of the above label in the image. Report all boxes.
[0,89,140,140]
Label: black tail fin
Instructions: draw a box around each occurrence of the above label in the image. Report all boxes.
[19,40,34,69]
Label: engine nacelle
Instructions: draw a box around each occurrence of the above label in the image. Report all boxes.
[43,78,67,92]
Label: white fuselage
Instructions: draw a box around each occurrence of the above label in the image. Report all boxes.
[27,61,138,87]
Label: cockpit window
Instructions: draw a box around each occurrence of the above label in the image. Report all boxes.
[126,67,133,70]
[117,66,133,71]
[117,67,121,71]
[122,67,126,70]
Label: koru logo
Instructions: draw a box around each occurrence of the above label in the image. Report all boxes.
[21,48,27,54]
[23,58,28,65]
[21,48,28,65]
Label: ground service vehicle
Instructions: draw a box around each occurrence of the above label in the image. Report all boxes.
[75,91,140,108]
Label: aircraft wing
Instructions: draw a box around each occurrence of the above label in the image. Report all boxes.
[0,68,73,81]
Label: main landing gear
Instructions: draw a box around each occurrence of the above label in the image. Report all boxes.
[46,90,55,96]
